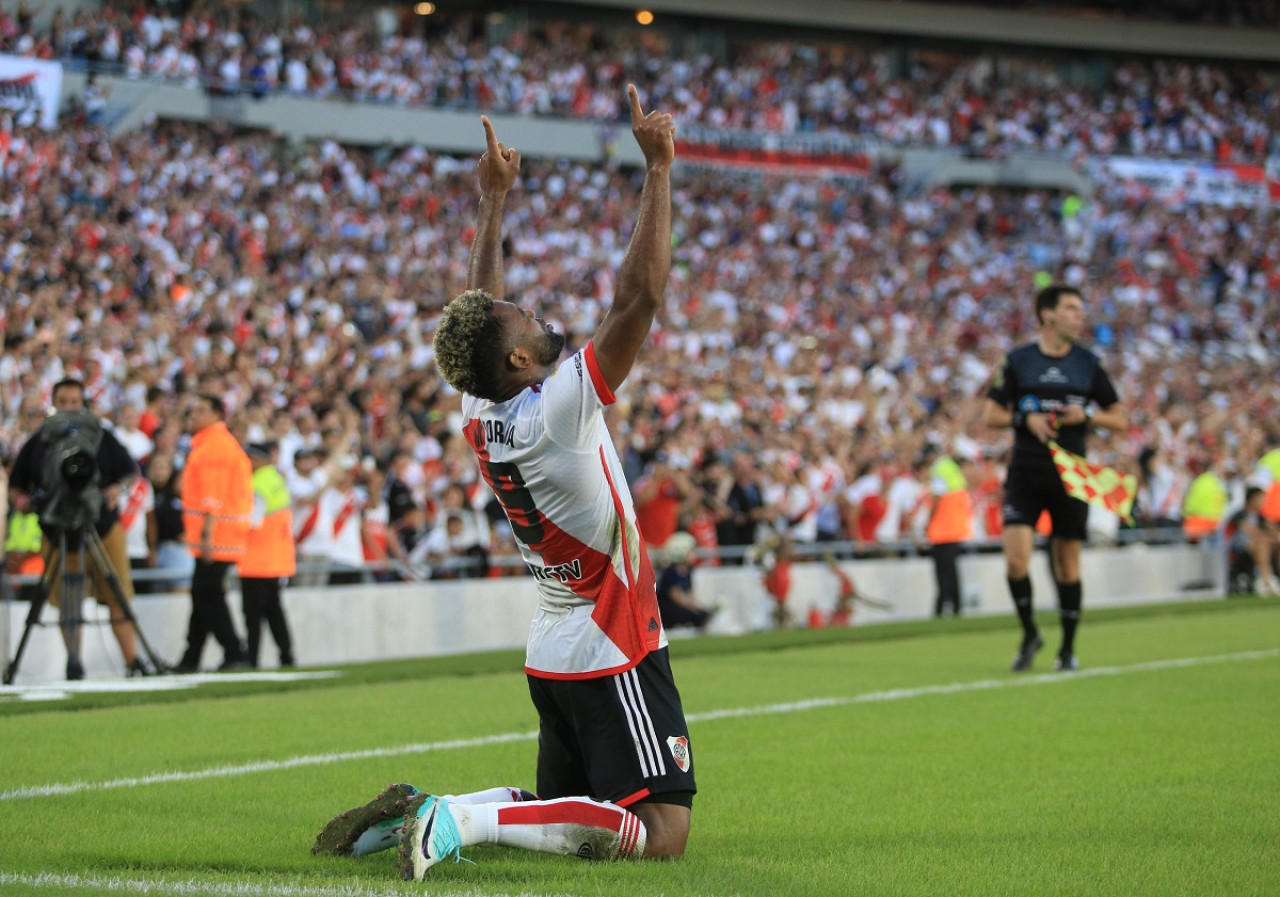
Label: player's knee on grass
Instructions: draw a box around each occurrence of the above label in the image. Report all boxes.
[632,801,690,859]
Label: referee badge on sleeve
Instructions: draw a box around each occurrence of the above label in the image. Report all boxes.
[667,735,691,773]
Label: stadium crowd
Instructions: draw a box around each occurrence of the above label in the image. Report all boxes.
[2,96,1277,579]
[1,4,1278,162]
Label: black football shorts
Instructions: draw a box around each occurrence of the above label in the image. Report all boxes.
[528,646,696,809]
[1002,465,1089,541]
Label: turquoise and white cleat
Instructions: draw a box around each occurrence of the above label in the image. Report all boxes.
[399,794,469,880]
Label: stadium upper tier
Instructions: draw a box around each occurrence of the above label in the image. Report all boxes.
[6,6,1279,164]
[554,0,1280,56]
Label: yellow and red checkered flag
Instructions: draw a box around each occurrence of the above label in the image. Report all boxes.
[1048,441,1137,525]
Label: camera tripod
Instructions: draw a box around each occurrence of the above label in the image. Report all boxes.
[3,525,166,684]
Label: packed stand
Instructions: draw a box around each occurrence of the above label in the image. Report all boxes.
[1,110,1278,582]
[3,3,1279,162]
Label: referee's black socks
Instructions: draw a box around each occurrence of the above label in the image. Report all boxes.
[1008,575,1036,639]
[1056,580,1082,657]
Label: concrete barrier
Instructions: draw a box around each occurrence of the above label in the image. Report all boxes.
[1,543,1220,685]
[699,541,1219,634]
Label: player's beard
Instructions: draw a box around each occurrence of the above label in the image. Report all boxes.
[537,328,567,365]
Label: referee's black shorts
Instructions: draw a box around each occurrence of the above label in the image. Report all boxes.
[1002,464,1089,541]
[528,646,696,809]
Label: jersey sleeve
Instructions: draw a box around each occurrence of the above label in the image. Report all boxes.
[1091,362,1120,409]
[986,355,1014,406]
[541,342,616,449]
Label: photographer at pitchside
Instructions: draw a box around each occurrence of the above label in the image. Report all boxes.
[6,378,147,680]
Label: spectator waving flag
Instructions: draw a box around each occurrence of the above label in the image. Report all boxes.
[1048,441,1137,524]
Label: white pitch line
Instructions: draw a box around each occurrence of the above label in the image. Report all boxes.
[689,648,1280,721]
[0,670,341,701]
[0,731,537,801]
[0,871,570,897]
[2,648,1276,804]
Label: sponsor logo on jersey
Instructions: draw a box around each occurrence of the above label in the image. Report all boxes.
[530,558,582,583]
[1040,366,1069,384]
[667,735,691,773]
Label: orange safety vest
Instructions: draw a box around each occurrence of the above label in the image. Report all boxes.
[1182,516,1220,539]
[928,490,975,545]
[181,422,253,561]
[1263,481,1280,524]
[1181,471,1227,541]
[926,458,974,545]
[238,465,297,578]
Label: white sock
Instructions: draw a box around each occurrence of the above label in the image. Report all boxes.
[450,797,646,860]
[351,786,534,855]
[444,786,536,805]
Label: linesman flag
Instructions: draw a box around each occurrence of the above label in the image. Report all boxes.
[1048,441,1137,525]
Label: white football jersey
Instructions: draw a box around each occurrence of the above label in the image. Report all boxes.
[461,342,665,679]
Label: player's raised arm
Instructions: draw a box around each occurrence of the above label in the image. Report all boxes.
[466,115,521,299]
[591,84,675,394]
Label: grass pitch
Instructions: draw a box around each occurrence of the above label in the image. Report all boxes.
[1,598,1278,897]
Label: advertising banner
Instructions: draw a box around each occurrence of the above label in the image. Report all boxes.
[1094,156,1280,207]
[675,125,872,178]
[0,54,62,130]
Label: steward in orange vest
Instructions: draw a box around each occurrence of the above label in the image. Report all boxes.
[924,454,974,618]
[239,452,297,579]
[175,394,252,672]
[1258,448,1280,524]
[181,416,252,561]
[926,457,976,547]
[237,442,296,668]
[1181,467,1227,543]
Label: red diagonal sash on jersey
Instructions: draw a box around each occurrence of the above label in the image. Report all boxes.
[332,491,361,537]
[1048,440,1137,524]
[465,418,659,672]
[295,502,321,545]
[118,477,149,532]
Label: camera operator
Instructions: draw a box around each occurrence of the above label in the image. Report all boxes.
[6,379,146,680]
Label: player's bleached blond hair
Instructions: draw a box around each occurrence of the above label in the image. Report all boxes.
[432,289,507,399]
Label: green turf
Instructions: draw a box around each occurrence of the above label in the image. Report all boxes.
[1,599,1277,897]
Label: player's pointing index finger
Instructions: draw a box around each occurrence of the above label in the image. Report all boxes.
[628,84,643,126]
[481,115,500,153]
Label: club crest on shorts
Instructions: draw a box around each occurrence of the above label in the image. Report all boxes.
[666,735,691,772]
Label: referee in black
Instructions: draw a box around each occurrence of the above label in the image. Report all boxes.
[984,284,1128,672]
